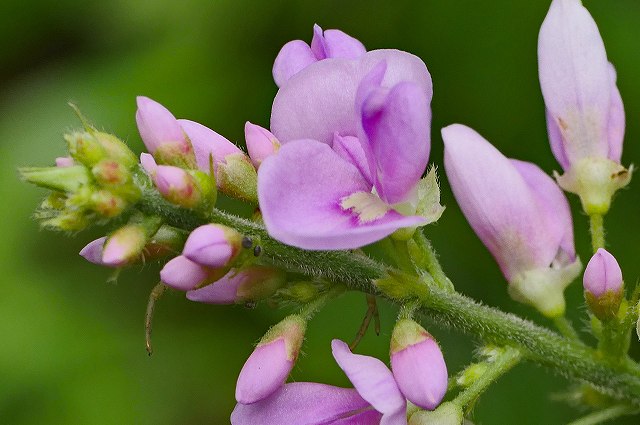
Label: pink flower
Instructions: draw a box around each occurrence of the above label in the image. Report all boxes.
[259,56,434,250]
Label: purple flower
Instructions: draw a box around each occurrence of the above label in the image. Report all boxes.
[583,248,623,320]
[231,339,406,425]
[258,58,436,250]
[272,24,366,87]
[186,266,285,305]
[235,315,306,404]
[442,124,581,317]
[538,0,630,214]
[390,320,447,410]
[79,237,110,266]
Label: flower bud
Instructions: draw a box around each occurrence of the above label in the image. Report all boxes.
[217,154,258,203]
[186,266,285,305]
[65,131,106,166]
[390,319,447,410]
[152,165,202,209]
[91,131,137,169]
[235,315,306,404]
[160,255,216,291]
[182,224,242,268]
[90,190,127,218]
[145,225,187,259]
[409,402,463,425]
[91,159,131,187]
[79,237,109,266]
[19,165,92,193]
[244,122,280,168]
[102,224,147,266]
[136,96,195,167]
[584,248,623,321]
[55,157,74,167]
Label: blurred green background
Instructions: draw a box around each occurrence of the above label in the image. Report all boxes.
[2,0,640,423]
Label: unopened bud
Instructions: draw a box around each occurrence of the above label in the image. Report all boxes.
[183,224,242,268]
[102,224,147,266]
[187,266,285,305]
[79,237,111,266]
[584,248,624,321]
[160,255,223,291]
[92,159,131,187]
[145,225,187,259]
[235,315,306,404]
[391,319,448,410]
[276,281,319,304]
[244,121,280,168]
[90,190,127,218]
[92,131,137,169]
[55,157,75,168]
[217,154,258,203]
[65,131,106,166]
[152,165,202,208]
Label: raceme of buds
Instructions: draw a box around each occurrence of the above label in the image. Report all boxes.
[583,248,623,321]
[260,58,440,250]
[272,24,366,88]
[538,0,631,215]
[443,124,581,317]
[186,266,285,305]
[244,122,280,169]
[390,319,447,410]
[235,315,306,404]
[182,224,242,268]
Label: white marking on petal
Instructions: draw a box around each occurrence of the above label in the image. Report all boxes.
[341,191,390,223]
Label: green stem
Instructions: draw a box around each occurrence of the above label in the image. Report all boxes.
[567,405,637,425]
[135,183,640,406]
[453,346,521,408]
[553,316,581,342]
[589,214,605,253]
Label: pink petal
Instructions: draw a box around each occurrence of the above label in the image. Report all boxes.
[391,338,447,410]
[230,383,370,425]
[235,338,294,404]
[271,49,432,146]
[178,119,242,175]
[272,40,318,88]
[186,270,241,304]
[359,70,430,204]
[510,159,575,263]
[258,139,424,250]
[331,340,406,422]
[140,152,158,174]
[183,224,235,268]
[79,237,108,266]
[584,248,623,297]
[160,255,210,291]
[245,122,280,168]
[332,133,372,184]
[135,96,186,153]
[606,63,625,163]
[538,0,611,164]
[442,124,561,281]
[310,24,366,60]
[55,156,74,168]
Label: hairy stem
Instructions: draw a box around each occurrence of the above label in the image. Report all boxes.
[453,346,521,408]
[589,214,605,253]
[567,405,638,425]
[135,182,640,406]
[553,316,581,342]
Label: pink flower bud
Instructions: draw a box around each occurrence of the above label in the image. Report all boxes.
[182,224,242,268]
[160,255,213,291]
[152,165,201,208]
[135,96,188,155]
[235,315,306,404]
[244,122,280,168]
[390,319,447,410]
[55,157,74,167]
[102,225,147,266]
[79,237,109,266]
[584,248,623,320]
[186,266,285,305]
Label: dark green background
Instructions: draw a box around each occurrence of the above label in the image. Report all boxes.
[2,0,640,423]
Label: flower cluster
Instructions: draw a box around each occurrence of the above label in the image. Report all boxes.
[19,0,640,424]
